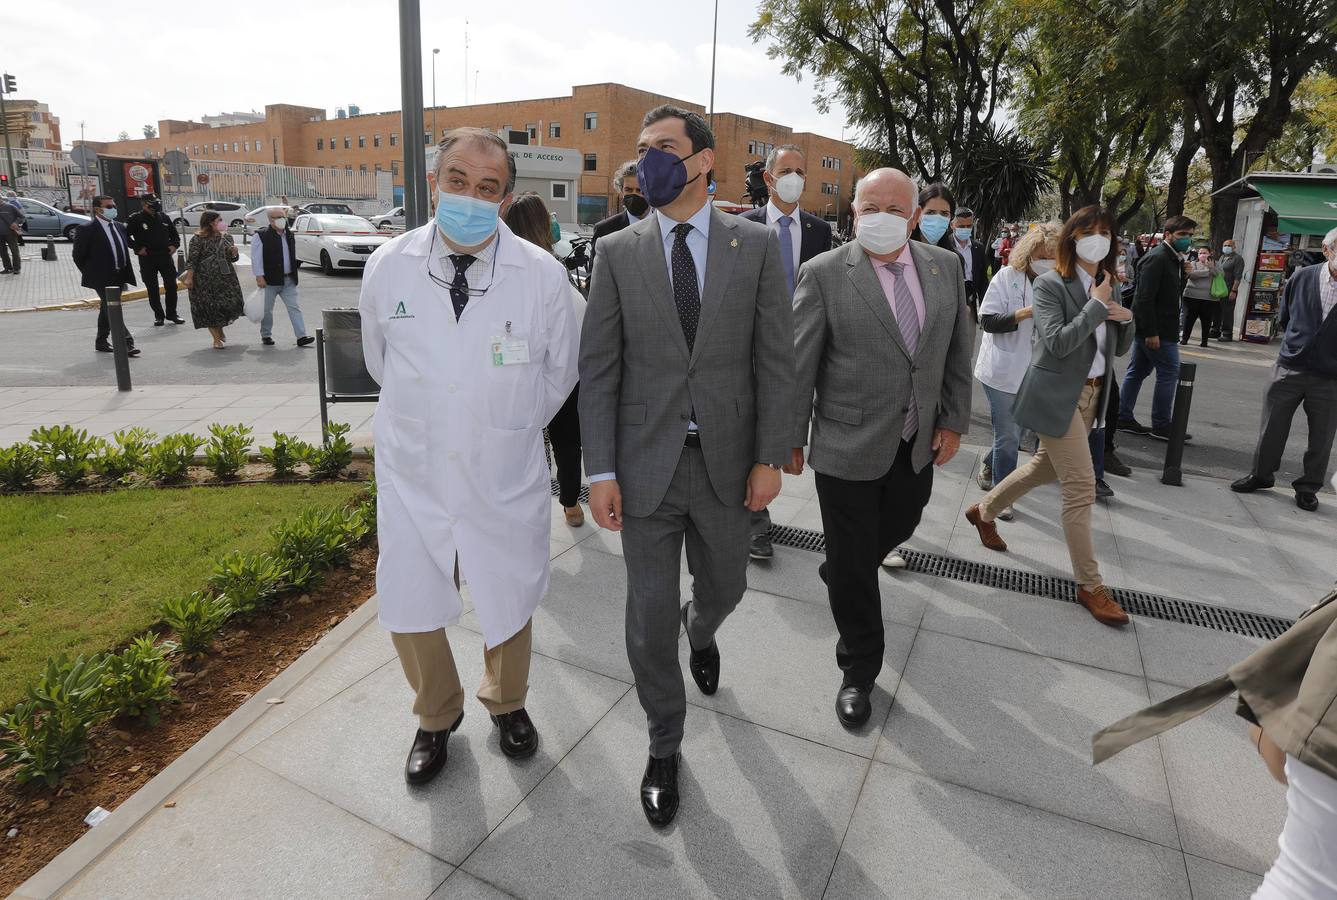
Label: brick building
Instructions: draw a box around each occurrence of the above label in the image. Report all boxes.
[83,83,857,224]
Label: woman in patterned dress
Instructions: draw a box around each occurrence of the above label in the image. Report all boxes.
[184,210,243,349]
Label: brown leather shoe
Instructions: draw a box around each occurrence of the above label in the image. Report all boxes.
[1077,585,1129,626]
[965,504,1007,551]
[563,504,585,527]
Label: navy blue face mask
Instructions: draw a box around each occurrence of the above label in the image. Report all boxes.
[636,146,703,209]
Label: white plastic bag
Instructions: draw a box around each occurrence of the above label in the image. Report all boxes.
[243,288,264,324]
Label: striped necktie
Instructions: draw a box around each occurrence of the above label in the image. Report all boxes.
[885,261,921,441]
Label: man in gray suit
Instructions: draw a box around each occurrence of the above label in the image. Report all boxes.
[789,168,973,729]
[580,105,795,828]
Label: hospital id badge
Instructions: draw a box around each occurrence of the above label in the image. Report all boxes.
[491,331,530,366]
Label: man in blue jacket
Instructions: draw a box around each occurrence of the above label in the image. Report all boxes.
[1231,226,1337,511]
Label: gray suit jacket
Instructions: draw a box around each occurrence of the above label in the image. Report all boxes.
[579,208,796,518]
[793,240,974,480]
[1012,270,1134,437]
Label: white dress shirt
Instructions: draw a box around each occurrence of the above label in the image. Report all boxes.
[764,200,803,269]
[98,216,127,269]
[1077,266,1108,379]
[953,235,974,283]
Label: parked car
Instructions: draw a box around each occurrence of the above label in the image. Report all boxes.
[369,206,404,230]
[243,205,298,231]
[292,214,390,274]
[173,201,249,229]
[14,198,90,242]
[298,202,355,216]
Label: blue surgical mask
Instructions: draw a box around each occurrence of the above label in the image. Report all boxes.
[434,190,499,247]
[636,146,703,209]
[919,214,949,243]
[1221,245,1234,255]
[954,227,973,242]
[102,207,118,221]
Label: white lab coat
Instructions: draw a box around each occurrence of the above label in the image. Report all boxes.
[359,220,579,647]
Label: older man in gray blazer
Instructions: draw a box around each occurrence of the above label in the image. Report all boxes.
[789,167,974,730]
[579,105,795,828]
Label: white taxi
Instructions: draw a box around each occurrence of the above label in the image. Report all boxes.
[292,214,391,275]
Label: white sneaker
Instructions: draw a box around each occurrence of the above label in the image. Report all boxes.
[997,506,1014,521]
[881,550,907,568]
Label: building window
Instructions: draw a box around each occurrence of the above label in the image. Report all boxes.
[213,143,219,153]
[375,163,383,173]
[359,164,367,174]
[583,153,597,172]
[344,136,351,149]
[423,131,431,146]
[821,182,838,195]
[526,123,538,141]
[192,145,198,155]
[317,137,324,150]
[391,160,400,176]
[373,134,382,148]
[390,132,398,147]
[358,135,366,148]
[233,141,239,152]
[329,136,336,149]
[549,122,560,139]
[584,111,598,131]
[254,140,261,151]
[551,182,567,200]
[346,165,353,174]
[748,140,757,155]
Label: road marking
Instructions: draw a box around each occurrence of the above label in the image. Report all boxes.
[1180,348,1274,368]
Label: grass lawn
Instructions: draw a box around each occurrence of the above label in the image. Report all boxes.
[0,482,367,711]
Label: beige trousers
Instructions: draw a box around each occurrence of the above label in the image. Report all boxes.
[979,382,1103,588]
[391,620,532,731]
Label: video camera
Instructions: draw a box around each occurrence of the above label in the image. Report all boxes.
[744,160,769,207]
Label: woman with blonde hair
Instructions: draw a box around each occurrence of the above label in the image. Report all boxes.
[972,222,1060,507]
[964,206,1136,626]
[183,210,243,349]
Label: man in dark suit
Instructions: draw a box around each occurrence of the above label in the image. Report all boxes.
[73,195,141,357]
[949,206,989,316]
[740,143,833,560]
[589,159,648,262]
[1232,226,1337,512]
[580,105,794,828]
[126,193,184,326]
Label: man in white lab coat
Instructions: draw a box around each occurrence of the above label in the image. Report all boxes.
[359,128,580,785]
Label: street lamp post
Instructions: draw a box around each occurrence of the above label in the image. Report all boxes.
[397,0,429,228]
[708,0,719,133]
[431,48,439,142]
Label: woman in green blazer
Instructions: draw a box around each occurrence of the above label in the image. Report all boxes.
[965,205,1135,625]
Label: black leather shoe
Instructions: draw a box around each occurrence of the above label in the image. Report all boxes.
[127,347,141,357]
[1095,478,1114,500]
[154,319,165,326]
[95,344,113,353]
[1149,425,1191,443]
[1296,492,1320,512]
[749,532,774,560]
[167,316,185,324]
[836,683,873,729]
[404,712,463,785]
[1117,417,1151,435]
[490,708,538,758]
[262,337,276,346]
[297,335,315,347]
[681,603,719,695]
[640,752,680,828]
[818,561,828,585]
[1104,450,1132,477]
[1231,474,1275,493]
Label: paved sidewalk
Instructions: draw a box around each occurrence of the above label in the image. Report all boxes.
[18,449,1335,899]
[0,383,369,447]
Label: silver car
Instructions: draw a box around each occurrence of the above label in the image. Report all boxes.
[14,198,91,241]
[369,206,404,230]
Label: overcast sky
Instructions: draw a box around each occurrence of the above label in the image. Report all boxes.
[1,0,849,147]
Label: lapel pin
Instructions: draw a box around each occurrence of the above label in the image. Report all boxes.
[730,238,738,248]
[930,265,939,276]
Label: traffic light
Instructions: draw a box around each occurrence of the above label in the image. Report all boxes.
[0,174,8,188]
[1,73,14,94]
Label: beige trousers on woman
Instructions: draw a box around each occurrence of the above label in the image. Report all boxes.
[979,382,1102,588]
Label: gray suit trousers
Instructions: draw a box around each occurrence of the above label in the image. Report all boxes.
[621,445,750,757]
[1251,365,1337,494]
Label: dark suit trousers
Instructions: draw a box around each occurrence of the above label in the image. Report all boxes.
[1251,366,1337,494]
[139,253,178,321]
[1181,298,1217,345]
[94,286,135,348]
[620,445,750,757]
[0,232,20,272]
[815,439,933,686]
[546,385,582,508]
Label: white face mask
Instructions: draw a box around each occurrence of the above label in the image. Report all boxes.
[1030,258,1056,275]
[773,172,805,205]
[1075,234,1111,264]
[855,212,910,256]
[272,217,287,231]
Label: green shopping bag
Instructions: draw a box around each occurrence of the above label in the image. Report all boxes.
[1210,271,1229,299]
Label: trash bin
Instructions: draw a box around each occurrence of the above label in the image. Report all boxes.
[321,308,378,395]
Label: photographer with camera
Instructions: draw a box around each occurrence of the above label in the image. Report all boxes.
[739,144,832,560]
[126,193,184,326]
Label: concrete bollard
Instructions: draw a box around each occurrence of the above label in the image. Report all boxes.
[104,286,133,392]
[1160,362,1196,486]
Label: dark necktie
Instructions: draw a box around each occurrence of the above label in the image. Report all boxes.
[108,222,124,269]
[448,254,475,321]
[670,223,701,352]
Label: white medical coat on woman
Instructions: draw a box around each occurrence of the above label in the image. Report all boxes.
[359,220,579,647]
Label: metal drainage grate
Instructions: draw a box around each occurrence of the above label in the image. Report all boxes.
[554,485,1295,641]
[768,525,1295,641]
[550,479,590,504]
